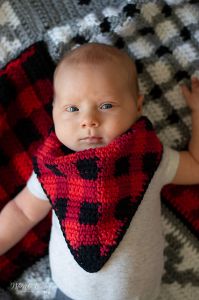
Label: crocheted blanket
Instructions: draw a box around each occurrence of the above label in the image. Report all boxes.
[0,1,198,299]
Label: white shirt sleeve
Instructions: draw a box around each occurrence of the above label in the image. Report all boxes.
[159,145,180,186]
[27,171,49,201]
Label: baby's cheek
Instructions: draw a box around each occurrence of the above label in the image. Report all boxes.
[105,129,119,144]
[54,124,65,141]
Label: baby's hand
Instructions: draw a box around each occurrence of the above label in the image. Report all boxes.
[181,77,199,112]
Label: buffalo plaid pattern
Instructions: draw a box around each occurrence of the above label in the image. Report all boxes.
[0,41,55,287]
[33,117,163,272]
[162,184,199,239]
[0,38,198,286]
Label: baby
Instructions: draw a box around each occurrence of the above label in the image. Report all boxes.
[0,43,199,300]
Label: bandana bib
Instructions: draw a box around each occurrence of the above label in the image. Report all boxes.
[33,117,163,272]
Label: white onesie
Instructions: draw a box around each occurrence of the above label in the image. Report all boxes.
[27,146,179,300]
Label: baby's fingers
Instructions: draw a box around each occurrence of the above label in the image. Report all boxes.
[180,84,191,100]
[191,77,199,89]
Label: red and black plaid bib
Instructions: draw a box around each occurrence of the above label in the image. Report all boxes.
[33,116,163,272]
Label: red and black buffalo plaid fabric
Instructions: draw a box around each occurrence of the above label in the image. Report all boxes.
[0,41,55,287]
[0,40,198,286]
[162,184,199,239]
[33,117,163,272]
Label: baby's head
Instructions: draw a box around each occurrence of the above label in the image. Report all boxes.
[52,43,143,151]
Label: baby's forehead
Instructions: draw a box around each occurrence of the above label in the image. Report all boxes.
[54,43,139,98]
[55,43,136,76]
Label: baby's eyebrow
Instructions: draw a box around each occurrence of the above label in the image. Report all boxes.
[97,94,118,100]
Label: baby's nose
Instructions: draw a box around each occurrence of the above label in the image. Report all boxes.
[80,112,99,128]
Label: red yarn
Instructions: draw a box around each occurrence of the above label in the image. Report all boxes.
[33,116,163,272]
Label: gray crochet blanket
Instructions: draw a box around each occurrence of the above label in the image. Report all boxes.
[0,0,199,299]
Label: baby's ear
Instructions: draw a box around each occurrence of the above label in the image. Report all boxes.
[137,94,144,113]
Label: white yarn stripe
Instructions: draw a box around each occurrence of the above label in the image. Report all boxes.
[0,36,21,62]
[47,25,73,46]
[0,1,20,28]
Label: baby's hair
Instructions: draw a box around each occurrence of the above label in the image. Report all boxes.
[54,43,139,100]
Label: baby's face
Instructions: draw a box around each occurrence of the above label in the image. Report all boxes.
[53,61,143,151]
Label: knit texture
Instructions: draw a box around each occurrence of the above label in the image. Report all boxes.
[162,184,199,239]
[0,0,199,299]
[33,116,163,272]
[0,41,55,287]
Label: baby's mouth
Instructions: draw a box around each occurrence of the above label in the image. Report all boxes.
[80,136,103,143]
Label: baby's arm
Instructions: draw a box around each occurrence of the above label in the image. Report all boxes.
[172,77,199,184]
[0,186,51,255]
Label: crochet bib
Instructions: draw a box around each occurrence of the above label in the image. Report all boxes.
[33,116,163,272]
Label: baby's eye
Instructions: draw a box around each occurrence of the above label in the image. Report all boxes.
[100,103,113,110]
[66,106,79,112]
